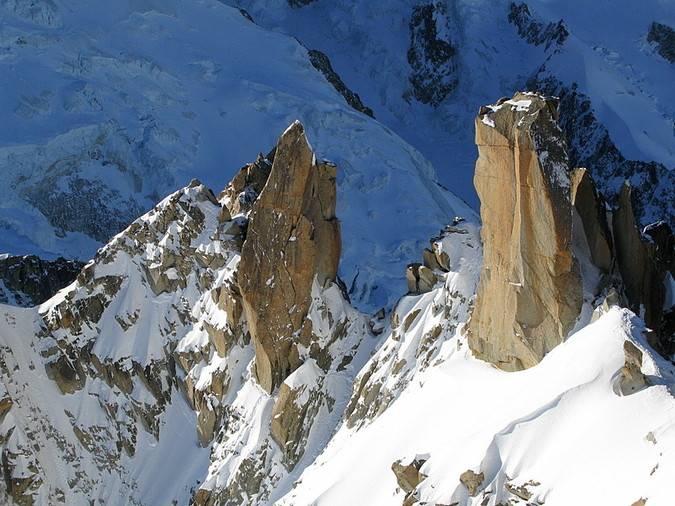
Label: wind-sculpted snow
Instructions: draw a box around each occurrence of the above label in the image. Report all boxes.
[0,0,471,310]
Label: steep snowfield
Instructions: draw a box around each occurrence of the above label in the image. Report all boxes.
[0,0,471,310]
[232,0,674,217]
[282,308,675,506]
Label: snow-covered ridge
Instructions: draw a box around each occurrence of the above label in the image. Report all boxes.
[283,307,675,506]
[0,112,674,504]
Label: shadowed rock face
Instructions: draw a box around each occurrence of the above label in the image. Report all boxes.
[527,77,674,230]
[308,49,374,118]
[468,92,582,371]
[407,2,459,106]
[570,168,613,273]
[613,184,674,351]
[0,255,84,307]
[648,22,675,63]
[238,121,341,393]
[508,2,569,50]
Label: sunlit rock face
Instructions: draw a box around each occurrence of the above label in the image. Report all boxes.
[468,92,582,371]
[238,121,341,394]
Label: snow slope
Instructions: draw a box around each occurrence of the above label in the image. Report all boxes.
[283,306,675,505]
[0,0,472,310]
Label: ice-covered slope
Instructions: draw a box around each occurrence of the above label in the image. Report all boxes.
[0,0,471,310]
[232,0,674,224]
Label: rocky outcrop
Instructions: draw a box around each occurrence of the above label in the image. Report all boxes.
[0,255,84,307]
[392,455,428,505]
[269,360,325,468]
[405,263,437,294]
[648,22,675,63]
[238,121,341,394]
[507,2,569,50]
[468,92,582,371]
[570,168,613,273]
[220,152,273,218]
[527,77,674,230]
[618,341,649,395]
[407,2,460,106]
[308,50,374,117]
[613,184,673,351]
[459,469,484,497]
[344,220,481,430]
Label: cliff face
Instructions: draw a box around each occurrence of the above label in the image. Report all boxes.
[468,92,582,371]
[238,121,341,394]
[0,95,674,505]
[613,184,674,351]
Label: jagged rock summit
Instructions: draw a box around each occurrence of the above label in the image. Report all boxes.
[239,121,341,394]
[468,92,582,371]
[0,120,370,505]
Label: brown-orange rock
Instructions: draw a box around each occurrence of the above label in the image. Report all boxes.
[238,121,341,393]
[570,167,613,273]
[468,92,582,371]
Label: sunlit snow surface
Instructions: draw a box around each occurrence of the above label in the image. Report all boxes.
[281,307,675,506]
[1,189,674,505]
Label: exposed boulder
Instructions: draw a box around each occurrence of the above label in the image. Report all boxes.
[459,469,484,497]
[392,455,428,495]
[238,121,341,394]
[405,263,438,294]
[570,168,613,273]
[468,92,582,371]
[617,341,649,396]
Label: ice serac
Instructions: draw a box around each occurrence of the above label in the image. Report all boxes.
[468,92,582,371]
[238,121,341,394]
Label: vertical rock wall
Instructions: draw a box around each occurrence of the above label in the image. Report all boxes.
[238,121,341,393]
[468,92,582,370]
